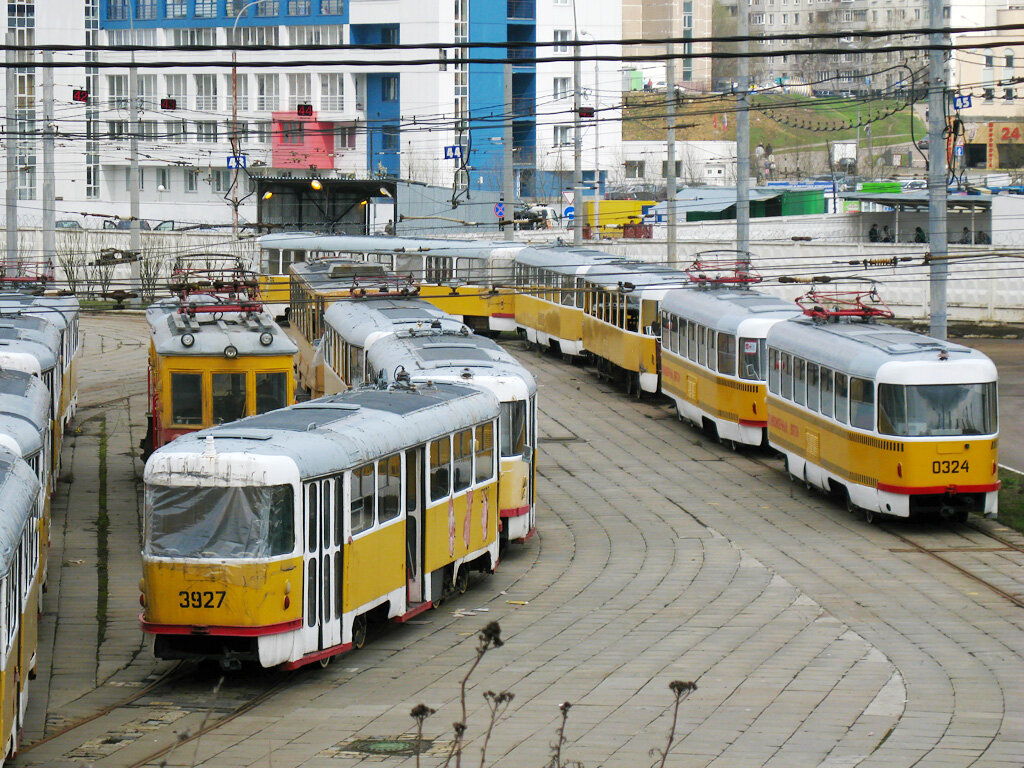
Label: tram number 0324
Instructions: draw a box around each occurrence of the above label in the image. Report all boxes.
[932,459,968,474]
[178,590,226,608]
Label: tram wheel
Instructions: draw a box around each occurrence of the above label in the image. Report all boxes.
[803,466,813,492]
[863,507,876,525]
[844,490,857,515]
[455,566,469,595]
[352,615,367,649]
[319,655,332,669]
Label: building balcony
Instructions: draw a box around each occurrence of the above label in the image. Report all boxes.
[513,147,536,167]
[507,0,535,21]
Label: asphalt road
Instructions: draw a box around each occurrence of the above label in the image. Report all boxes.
[959,338,1023,472]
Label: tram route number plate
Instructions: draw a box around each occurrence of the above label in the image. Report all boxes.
[179,590,226,608]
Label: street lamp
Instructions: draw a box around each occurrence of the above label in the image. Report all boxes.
[231,0,264,240]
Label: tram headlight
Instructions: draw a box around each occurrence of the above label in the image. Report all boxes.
[181,333,195,347]
[259,331,274,346]
[224,345,239,359]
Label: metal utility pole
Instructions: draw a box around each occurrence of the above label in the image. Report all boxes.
[503,61,514,241]
[927,0,949,339]
[128,33,141,298]
[736,0,750,258]
[42,53,55,276]
[231,3,262,240]
[666,45,677,265]
[5,34,18,272]
[573,38,583,245]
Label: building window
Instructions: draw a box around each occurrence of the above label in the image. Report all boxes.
[287,73,312,110]
[107,0,129,19]
[553,77,570,100]
[185,169,199,192]
[107,120,128,139]
[554,29,571,53]
[320,0,344,12]
[288,0,311,14]
[140,121,159,140]
[662,160,682,177]
[1006,52,1015,68]
[1004,88,1014,101]
[212,169,233,192]
[381,125,399,150]
[226,120,248,142]
[624,160,645,178]
[157,167,170,191]
[226,74,248,111]
[281,121,304,144]
[125,167,144,190]
[554,125,573,145]
[321,73,345,110]
[382,26,399,45]
[195,0,217,17]
[107,75,128,109]
[382,75,399,102]
[195,74,218,111]
[195,121,219,142]
[984,52,994,68]
[165,74,186,109]
[984,87,995,101]
[335,123,356,148]
[166,120,187,142]
[256,74,280,110]
[167,0,187,17]
[255,121,273,143]
[256,0,280,16]
[171,28,216,47]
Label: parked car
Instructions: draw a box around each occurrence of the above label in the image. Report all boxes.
[55,219,83,230]
[103,219,152,230]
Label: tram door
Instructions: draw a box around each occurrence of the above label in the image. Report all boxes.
[302,479,343,654]
[405,448,424,604]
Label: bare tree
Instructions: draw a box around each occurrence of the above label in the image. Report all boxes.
[55,229,89,295]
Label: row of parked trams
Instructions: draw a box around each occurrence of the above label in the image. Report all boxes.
[0,232,1000,755]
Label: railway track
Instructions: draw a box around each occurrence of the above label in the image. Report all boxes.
[17,662,290,767]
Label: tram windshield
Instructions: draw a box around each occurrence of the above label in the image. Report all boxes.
[877,382,997,437]
[145,483,295,558]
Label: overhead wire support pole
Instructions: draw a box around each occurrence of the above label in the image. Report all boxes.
[666,41,677,266]
[128,6,141,302]
[736,0,750,260]
[5,34,17,273]
[231,1,262,242]
[927,3,949,340]
[42,52,54,278]
[503,60,514,242]
[573,37,583,245]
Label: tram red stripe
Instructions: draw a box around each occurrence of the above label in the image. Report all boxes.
[875,482,1001,495]
[283,642,354,671]
[139,617,302,636]
[500,505,531,518]
[737,419,767,427]
[492,312,515,318]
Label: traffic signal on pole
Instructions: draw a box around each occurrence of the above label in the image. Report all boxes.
[297,104,313,117]
[72,89,88,102]
[578,106,595,118]
[160,97,177,110]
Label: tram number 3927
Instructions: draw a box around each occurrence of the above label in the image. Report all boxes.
[178,590,227,608]
[932,459,968,474]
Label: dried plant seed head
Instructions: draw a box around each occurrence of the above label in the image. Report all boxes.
[560,701,572,715]
[497,691,514,705]
[411,703,436,720]
[480,621,503,647]
[669,680,698,695]
[453,721,467,737]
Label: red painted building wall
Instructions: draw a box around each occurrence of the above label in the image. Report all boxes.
[271,111,335,169]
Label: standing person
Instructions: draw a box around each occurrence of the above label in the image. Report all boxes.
[914,226,927,243]
[868,223,879,242]
[882,225,893,242]
[959,226,972,244]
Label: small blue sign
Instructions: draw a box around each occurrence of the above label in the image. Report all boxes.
[494,202,505,218]
[953,94,972,110]
[954,144,965,156]
[444,145,463,160]
[564,206,574,220]
[226,155,247,169]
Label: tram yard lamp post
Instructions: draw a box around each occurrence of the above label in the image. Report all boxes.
[231,1,264,240]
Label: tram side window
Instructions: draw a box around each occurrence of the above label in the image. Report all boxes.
[575,278,585,309]
[834,373,849,424]
[820,367,834,417]
[780,353,793,399]
[350,464,375,534]
[672,317,682,355]
[378,455,402,523]
[256,372,288,414]
[452,430,473,491]
[849,377,874,431]
[350,345,364,386]
[475,422,494,483]
[170,372,203,424]
[807,363,820,411]
[212,373,247,424]
[429,437,451,502]
[334,477,344,546]
[768,348,779,393]
[717,333,736,377]
[500,401,527,457]
[697,326,707,366]
[306,483,319,551]
[740,338,763,381]
[793,357,806,406]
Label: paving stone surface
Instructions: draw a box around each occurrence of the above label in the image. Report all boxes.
[20,314,1024,767]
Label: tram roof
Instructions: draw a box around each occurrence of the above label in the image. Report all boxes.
[767,317,994,378]
[147,298,297,357]
[581,260,688,293]
[0,324,59,370]
[660,287,802,332]
[514,246,630,272]
[365,330,536,394]
[151,383,498,477]
[0,447,38,571]
[323,298,468,347]
[0,292,79,331]
[260,233,517,258]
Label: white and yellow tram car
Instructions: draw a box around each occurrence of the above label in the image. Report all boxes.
[767,317,999,522]
[659,287,801,446]
[144,296,298,454]
[362,328,537,543]
[141,382,501,670]
[261,233,521,334]
[512,247,626,358]
[578,261,683,395]
[320,297,469,394]
[0,446,42,762]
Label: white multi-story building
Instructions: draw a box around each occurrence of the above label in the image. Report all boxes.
[1,0,627,232]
